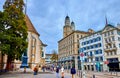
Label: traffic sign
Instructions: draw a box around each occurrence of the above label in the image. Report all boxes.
[80,53,84,57]
[104,61,109,64]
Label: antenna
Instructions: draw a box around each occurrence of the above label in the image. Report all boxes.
[25,0,27,14]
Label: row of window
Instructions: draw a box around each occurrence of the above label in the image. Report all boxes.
[95,56,103,61]
[106,51,117,56]
[118,37,120,41]
[82,37,101,46]
[81,43,102,51]
[106,44,116,49]
[105,36,115,43]
[84,49,102,56]
[104,31,114,37]
[84,56,103,62]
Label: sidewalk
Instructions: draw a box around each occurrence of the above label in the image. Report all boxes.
[64,70,120,78]
[0,68,72,78]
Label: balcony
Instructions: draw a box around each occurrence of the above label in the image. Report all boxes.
[105,41,111,45]
[104,47,117,52]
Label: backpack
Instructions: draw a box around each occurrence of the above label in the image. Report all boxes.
[56,68,59,73]
[71,68,76,74]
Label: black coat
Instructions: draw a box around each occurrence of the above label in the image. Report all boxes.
[71,68,76,74]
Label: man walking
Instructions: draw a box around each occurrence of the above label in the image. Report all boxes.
[71,66,76,78]
[56,66,60,78]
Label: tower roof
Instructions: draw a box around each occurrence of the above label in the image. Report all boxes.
[65,15,70,19]
[25,15,40,36]
[65,15,70,26]
[71,21,74,25]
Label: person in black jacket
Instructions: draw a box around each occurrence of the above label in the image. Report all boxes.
[71,66,76,78]
[56,66,60,78]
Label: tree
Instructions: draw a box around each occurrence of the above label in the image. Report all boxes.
[0,0,28,70]
[50,50,58,62]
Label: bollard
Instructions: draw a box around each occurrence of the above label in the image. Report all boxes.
[116,71,117,76]
[81,71,82,78]
[93,74,95,78]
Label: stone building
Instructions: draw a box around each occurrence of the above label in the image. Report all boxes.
[0,15,47,70]
[25,15,47,69]
[102,24,120,71]
[79,23,120,71]
[58,16,92,69]
[0,0,47,70]
[45,54,52,64]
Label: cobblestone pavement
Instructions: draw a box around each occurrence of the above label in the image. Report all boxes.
[81,71,120,78]
[65,70,120,78]
[0,68,72,78]
[1,69,120,78]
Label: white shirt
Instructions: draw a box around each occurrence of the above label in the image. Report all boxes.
[61,67,64,72]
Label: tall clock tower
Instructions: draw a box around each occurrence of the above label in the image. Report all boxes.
[63,16,75,38]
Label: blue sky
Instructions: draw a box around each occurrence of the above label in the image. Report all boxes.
[0,0,120,54]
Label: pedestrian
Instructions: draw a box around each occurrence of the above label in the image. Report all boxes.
[42,66,45,72]
[61,66,64,78]
[33,66,38,75]
[11,63,14,71]
[56,66,60,78]
[71,66,76,78]
[24,67,26,73]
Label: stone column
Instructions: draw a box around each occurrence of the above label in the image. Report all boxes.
[89,64,91,71]
[94,62,96,71]
[75,55,78,69]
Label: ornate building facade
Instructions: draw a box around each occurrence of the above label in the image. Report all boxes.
[0,0,47,70]
[25,15,47,69]
[102,24,120,71]
[58,16,92,69]
[79,24,120,71]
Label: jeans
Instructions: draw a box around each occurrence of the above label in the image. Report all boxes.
[34,71,37,75]
[56,73,60,78]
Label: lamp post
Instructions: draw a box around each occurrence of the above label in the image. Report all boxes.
[80,52,86,78]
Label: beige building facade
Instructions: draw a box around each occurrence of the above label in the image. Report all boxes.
[25,15,47,69]
[102,24,120,71]
[58,16,91,69]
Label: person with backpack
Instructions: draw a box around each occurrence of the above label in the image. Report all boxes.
[56,66,60,78]
[71,66,76,78]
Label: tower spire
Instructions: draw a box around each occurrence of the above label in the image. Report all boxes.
[71,21,75,31]
[65,15,70,26]
[105,16,108,26]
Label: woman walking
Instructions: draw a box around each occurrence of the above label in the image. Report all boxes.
[61,66,64,78]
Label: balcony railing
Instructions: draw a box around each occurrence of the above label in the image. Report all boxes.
[104,47,117,52]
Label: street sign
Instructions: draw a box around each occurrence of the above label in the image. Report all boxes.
[104,61,109,64]
[80,53,84,57]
